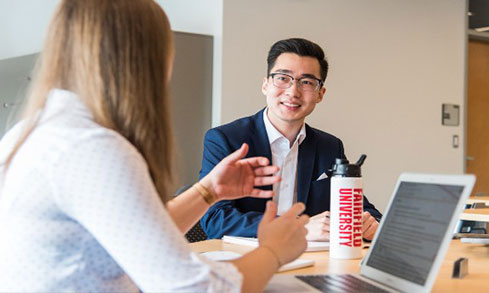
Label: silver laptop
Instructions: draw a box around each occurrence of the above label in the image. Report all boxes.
[265,173,475,293]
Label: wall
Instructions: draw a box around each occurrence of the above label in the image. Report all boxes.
[221,0,467,212]
[157,0,223,127]
[0,53,37,134]
[0,0,59,60]
[170,32,213,189]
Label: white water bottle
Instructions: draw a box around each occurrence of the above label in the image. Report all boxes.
[329,155,366,259]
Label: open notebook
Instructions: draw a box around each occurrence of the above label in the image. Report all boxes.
[200,250,314,272]
[222,235,329,252]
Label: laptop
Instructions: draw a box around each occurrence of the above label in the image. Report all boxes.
[265,173,475,293]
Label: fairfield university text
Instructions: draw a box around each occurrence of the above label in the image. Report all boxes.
[338,188,363,247]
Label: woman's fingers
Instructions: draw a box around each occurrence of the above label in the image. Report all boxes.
[239,156,270,167]
[220,143,249,165]
[283,202,306,219]
[262,201,277,223]
[254,175,281,186]
[298,214,310,225]
[252,165,279,176]
[248,189,275,198]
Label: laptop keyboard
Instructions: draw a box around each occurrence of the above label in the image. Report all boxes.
[296,274,391,293]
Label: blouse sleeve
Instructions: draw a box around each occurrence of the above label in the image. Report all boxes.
[49,130,243,292]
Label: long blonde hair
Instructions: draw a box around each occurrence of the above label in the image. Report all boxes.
[5,0,175,202]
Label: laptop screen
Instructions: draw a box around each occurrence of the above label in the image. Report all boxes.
[365,181,464,285]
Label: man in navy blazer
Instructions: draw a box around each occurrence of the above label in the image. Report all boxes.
[199,38,382,240]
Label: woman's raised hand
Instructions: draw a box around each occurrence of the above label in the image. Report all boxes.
[200,143,281,201]
[257,201,309,266]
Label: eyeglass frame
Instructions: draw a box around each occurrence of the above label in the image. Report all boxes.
[268,72,324,92]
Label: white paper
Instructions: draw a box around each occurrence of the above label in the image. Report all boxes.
[200,250,314,272]
[222,236,329,252]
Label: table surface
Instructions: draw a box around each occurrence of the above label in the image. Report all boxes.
[190,239,489,292]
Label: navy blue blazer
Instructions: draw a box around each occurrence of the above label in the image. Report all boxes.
[199,109,382,239]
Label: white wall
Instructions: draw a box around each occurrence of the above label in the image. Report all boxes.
[0,0,59,60]
[221,0,467,212]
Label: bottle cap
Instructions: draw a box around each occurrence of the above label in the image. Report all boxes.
[330,154,367,177]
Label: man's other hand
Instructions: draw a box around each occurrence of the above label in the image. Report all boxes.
[362,211,378,240]
[305,211,330,241]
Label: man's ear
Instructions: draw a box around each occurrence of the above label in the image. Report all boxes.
[316,86,326,103]
[261,77,268,95]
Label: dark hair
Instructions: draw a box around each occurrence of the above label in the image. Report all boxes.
[267,38,328,82]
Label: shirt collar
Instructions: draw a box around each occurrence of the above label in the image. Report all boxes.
[263,108,306,146]
[43,88,92,120]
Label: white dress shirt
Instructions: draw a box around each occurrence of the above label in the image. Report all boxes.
[0,89,242,292]
[263,109,306,215]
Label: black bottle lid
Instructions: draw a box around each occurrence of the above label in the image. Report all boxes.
[330,154,367,177]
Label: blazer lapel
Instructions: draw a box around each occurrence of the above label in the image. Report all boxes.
[297,124,316,206]
[250,109,273,191]
[250,108,272,162]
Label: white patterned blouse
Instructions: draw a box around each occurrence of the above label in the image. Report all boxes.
[0,89,242,292]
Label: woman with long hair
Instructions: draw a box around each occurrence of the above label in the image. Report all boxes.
[0,1,309,292]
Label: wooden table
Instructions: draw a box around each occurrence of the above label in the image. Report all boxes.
[190,239,489,292]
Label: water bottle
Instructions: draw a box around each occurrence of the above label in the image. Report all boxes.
[329,155,367,259]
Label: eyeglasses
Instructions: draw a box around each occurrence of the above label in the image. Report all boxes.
[269,72,323,92]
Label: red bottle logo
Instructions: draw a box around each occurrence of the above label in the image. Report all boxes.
[338,188,363,247]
